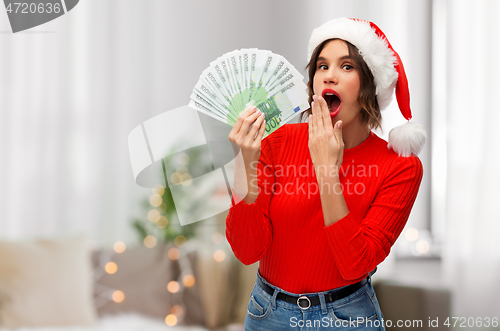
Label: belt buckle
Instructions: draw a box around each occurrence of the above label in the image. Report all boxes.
[297,296,311,310]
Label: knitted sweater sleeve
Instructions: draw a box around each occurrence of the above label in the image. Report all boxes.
[225,126,286,265]
[324,155,423,280]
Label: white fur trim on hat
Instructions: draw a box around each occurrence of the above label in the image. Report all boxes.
[387,122,426,157]
[307,17,398,111]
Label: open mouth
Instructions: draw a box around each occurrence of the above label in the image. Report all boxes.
[322,89,341,118]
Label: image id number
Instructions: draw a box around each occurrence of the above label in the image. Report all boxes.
[6,3,62,14]
[444,317,498,328]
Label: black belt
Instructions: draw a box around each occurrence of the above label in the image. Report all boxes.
[256,276,368,310]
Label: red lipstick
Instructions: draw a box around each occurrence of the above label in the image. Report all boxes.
[322,89,342,118]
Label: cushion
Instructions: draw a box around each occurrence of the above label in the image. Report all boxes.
[373,279,451,326]
[92,244,204,326]
[193,244,258,328]
[0,235,97,328]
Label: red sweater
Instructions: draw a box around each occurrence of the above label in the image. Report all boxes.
[225,123,423,294]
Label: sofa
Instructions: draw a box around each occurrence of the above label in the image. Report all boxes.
[0,234,257,330]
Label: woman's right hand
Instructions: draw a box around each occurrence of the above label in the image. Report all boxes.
[228,106,266,203]
[228,106,266,166]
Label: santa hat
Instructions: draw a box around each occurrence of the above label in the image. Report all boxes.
[308,17,426,157]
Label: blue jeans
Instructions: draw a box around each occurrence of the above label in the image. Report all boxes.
[245,269,385,330]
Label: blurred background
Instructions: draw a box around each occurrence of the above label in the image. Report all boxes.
[0,0,499,329]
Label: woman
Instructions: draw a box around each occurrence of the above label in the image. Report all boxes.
[226,17,425,330]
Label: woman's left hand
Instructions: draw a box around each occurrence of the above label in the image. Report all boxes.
[308,95,344,178]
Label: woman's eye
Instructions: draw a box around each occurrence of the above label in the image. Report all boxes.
[342,64,353,70]
[318,64,328,70]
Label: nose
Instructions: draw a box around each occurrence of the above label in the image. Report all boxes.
[323,68,338,84]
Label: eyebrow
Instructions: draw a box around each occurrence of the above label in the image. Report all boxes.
[317,55,352,62]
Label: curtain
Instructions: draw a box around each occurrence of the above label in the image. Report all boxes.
[0,0,309,247]
[439,0,500,321]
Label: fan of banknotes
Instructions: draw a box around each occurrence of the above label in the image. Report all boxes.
[189,48,310,137]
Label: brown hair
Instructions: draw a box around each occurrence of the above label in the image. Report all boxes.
[300,38,382,130]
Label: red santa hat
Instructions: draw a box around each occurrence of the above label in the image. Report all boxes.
[308,17,426,157]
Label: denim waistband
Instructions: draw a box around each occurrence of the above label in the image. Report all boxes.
[255,268,376,313]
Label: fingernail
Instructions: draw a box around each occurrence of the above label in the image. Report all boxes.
[338,121,342,128]
[260,112,265,116]
[313,95,318,101]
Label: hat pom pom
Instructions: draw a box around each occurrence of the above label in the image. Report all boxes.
[387,122,426,157]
